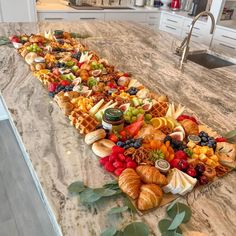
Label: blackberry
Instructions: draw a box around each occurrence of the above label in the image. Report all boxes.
[127,87,138,95]
[164,135,172,143]
[72,52,82,61]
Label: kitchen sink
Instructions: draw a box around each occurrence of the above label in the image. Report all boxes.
[186,51,235,69]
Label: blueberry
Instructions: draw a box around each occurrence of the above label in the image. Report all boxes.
[133,142,140,148]
[129,143,134,147]
[125,140,131,145]
[200,142,207,146]
[48,92,54,97]
[208,137,214,141]
[124,145,129,149]
[130,139,135,143]
[201,137,208,142]
[117,141,124,147]
[207,143,213,148]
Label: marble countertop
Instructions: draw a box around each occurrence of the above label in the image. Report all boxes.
[0,22,236,236]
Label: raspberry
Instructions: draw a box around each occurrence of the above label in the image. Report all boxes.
[104,162,115,173]
[215,137,227,142]
[125,157,132,163]
[99,156,109,166]
[114,167,125,176]
[60,80,70,86]
[126,161,137,169]
[48,82,58,92]
[113,161,124,169]
[112,146,125,154]
[109,153,118,163]
[118,153,126,161]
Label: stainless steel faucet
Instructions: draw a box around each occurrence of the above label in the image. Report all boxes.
[176,11,215,70]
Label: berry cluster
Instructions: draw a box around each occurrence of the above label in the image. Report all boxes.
[117,138,143,149]
[99,146,137,176]
[127,87,138,95]
[198,131,216,149]
[164,136,186,151]
[72,52,82,61]
[49,84,74,97]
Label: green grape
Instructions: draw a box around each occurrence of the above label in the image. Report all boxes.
[138,108,144,114]
[145,113,152,121]
[131,116,137,123]
[132,109,139,116]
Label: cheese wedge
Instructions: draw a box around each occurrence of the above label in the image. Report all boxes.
[171,169,184,195]
[176,170,196,196]
[162,169,176,193]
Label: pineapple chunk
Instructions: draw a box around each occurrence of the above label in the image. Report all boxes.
[209,155,219,162]
[199,153,207,162]
[200,146,209,154]
[192,153,199,159]
[187,141,196,149]
[206,148,214,157]
[205,159,215,166]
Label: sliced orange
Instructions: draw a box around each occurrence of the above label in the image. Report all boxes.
[150,117,163,129]
[160,117,168,127]
[166,117,175,130]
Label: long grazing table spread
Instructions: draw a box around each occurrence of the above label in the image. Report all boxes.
[0,22,236,236]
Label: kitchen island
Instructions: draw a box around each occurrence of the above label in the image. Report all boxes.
[0,21,236,236]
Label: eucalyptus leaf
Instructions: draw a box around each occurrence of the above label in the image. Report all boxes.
[158,219,172,234]
[103,180,118,188]
[167,203,192,223]
[123,222,149,236]
[124,196,137,213]
[93,188,117,197]
[101,227,117,236]
[225,129,236,139]
[158,219,182,235]
[108,206,128,215]
[79,188,101,203]
[167,199,179,212]
[115,231,124,236]
[168,211,185,230]
[68,181,86,194]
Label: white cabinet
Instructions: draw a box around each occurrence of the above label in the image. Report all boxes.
[181,19,212,45]
[0,0,36,22]
[38,12,105,21]
[211,26,236,56]
[159,13,184,37]
[145,13,161,30]
[0,96,8,121]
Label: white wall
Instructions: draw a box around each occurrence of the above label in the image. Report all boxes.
[0,0,37,22]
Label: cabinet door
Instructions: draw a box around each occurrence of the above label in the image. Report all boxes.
[38,12,105,21]
[146,13,160,25]
[0,0,36,22]
[211,39,236,57]
[104,13,146,22]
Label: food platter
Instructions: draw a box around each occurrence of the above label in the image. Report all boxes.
[9,30,236,214]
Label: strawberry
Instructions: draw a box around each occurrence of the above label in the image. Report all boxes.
[60,80,70,86]
[215,137,227,142]
[118,153,126,162]
[123,73,130,77]
[77,62,84,68]
[10,36,20,43]
[114,167,125,176]
[174,150,188,160]
[109,133,118,143]
[170,158,181,169]
[99,156,109,166]
[113,161,124,169]
[126,161,137,169]
[109,153,118,163]
[104,162,115,172]
[112,146,125,154]
[48,82,58,92]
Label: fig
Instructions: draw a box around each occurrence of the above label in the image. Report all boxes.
[119,103,130,113]
[169,131,184,141]
[142,103,152,112]
[173,125,185,137]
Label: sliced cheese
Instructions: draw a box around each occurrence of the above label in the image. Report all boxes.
[162,169,176,193]
[176,170,195,196]
[179,170,197,188]
[171,168,183,195]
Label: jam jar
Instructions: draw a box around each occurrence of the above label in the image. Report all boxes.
[102,108,124,133]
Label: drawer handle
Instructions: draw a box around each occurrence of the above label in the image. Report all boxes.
[167,19,177,23]
[80,17,96,20]
[166,25,176,30]
[44,18,64,20]
[222,35,236,41]
[219,43,236,50]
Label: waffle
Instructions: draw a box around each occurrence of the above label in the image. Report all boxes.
[150,102,169,118]
[69,109,98,134]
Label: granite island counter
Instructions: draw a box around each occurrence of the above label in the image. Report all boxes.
[0,22,236,236]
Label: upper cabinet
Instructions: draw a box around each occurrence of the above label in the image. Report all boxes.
[0,0,37,22]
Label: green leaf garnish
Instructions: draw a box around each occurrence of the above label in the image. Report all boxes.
[101,227,117,236]
[93,188,117,197]
[168,211,185,230]
[107,206,128,215]
[79,188,101,203]
[123,222,149,236]
[68,181,86,194]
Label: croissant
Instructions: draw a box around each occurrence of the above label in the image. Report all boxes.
[118,168,141,199]
[179,119,199,136]
[136,165,167,186]
[137,184,163,211]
